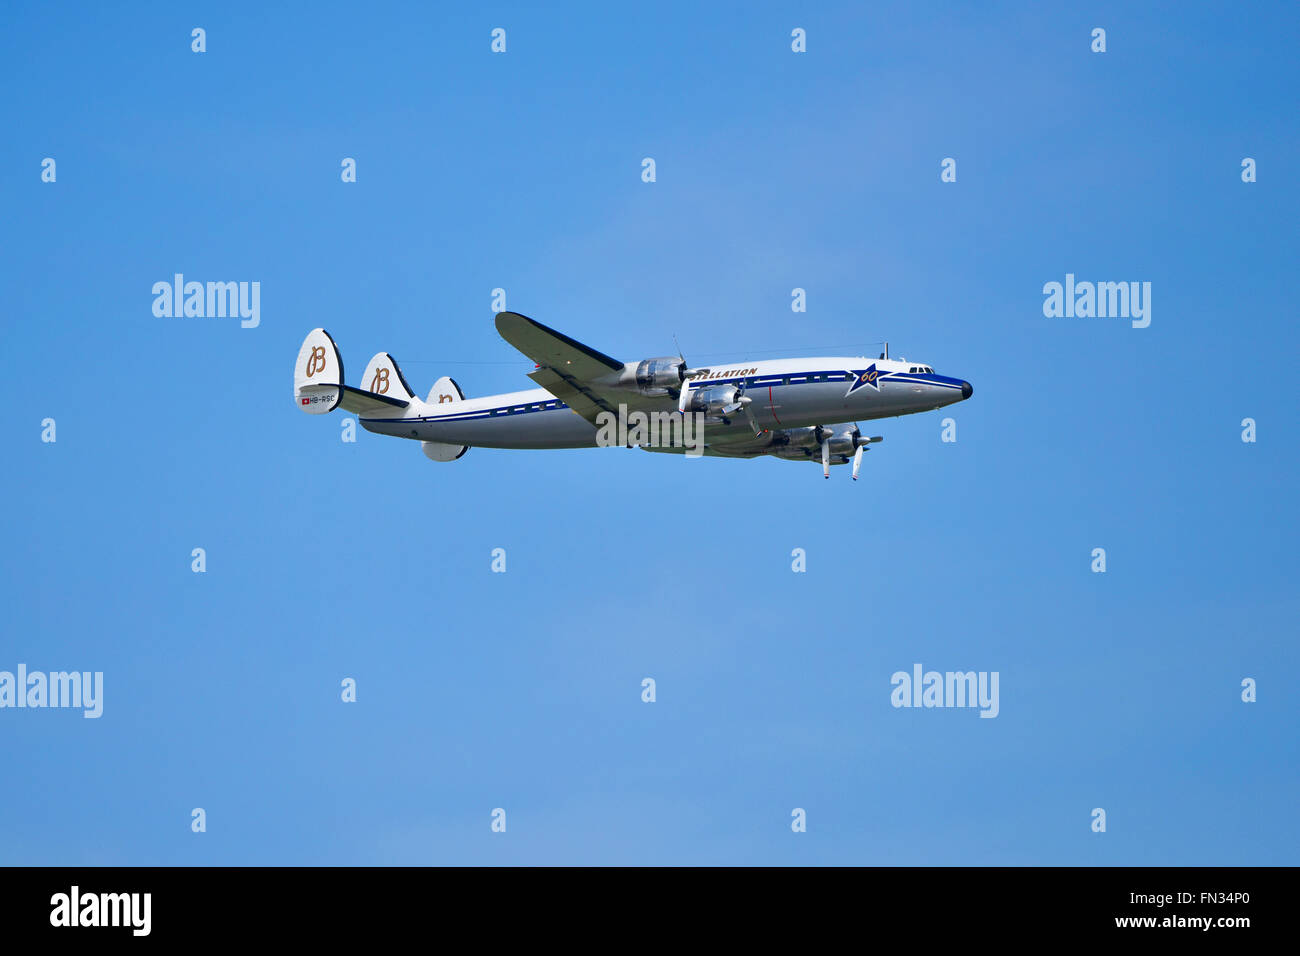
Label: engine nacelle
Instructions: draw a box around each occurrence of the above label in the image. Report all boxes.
[682,383,743,417]
[776,426,821,450]
[625,356,684,396]
[824,425,859,457]
[767,424,859,461]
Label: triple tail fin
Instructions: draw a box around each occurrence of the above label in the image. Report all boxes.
[293,329,413,417]
[427,375,466,406]
[421,375,470,460]
[294,329,470,463]
[294,328,345,414]
[360,352,416,404]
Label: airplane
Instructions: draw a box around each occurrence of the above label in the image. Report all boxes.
[293,311,974,479]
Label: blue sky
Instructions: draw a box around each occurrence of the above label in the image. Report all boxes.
[2,1,1296,865]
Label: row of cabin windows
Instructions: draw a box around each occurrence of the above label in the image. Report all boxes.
[491,401,564,416]
[783,373,847,384]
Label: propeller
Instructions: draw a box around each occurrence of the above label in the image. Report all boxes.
[719,378,746,414]
[813,425,831,478]
[732,381,763,435]
[720,396,763,435]
[672,334,691,413]
[808,424,885,481]
[718,381,764,436]
[850,429,884,481]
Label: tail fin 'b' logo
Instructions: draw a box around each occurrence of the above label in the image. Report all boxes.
[370,367,390,394]
[305,346,327,377]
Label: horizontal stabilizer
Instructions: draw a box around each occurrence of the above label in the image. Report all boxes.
[338,384,409,416]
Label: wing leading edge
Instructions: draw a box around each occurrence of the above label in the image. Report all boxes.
[494,311,626,425]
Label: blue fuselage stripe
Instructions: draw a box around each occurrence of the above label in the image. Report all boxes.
[362,370,960,423]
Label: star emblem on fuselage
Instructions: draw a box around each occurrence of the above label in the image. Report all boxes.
[845,364,883,396]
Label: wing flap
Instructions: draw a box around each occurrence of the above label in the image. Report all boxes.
[526,366,616,425]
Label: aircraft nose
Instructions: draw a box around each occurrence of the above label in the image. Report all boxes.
[961,381,973,400]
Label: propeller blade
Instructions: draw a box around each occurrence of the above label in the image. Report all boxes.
[852,445,864,480]
[677,383,690,414]
[821,439,830,479]
[742,403,762,436]
[720,394,751,417]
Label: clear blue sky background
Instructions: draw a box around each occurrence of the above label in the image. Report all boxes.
[2,2,1296,865]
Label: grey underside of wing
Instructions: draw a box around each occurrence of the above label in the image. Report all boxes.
[526,366,618,425]
[638,442,766,459]
[527,367,682,426]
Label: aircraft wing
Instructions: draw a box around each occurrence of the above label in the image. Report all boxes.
[639,435,771,459]
[495,311,628,425]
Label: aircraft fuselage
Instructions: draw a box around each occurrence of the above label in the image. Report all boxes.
[359,356,972,449]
